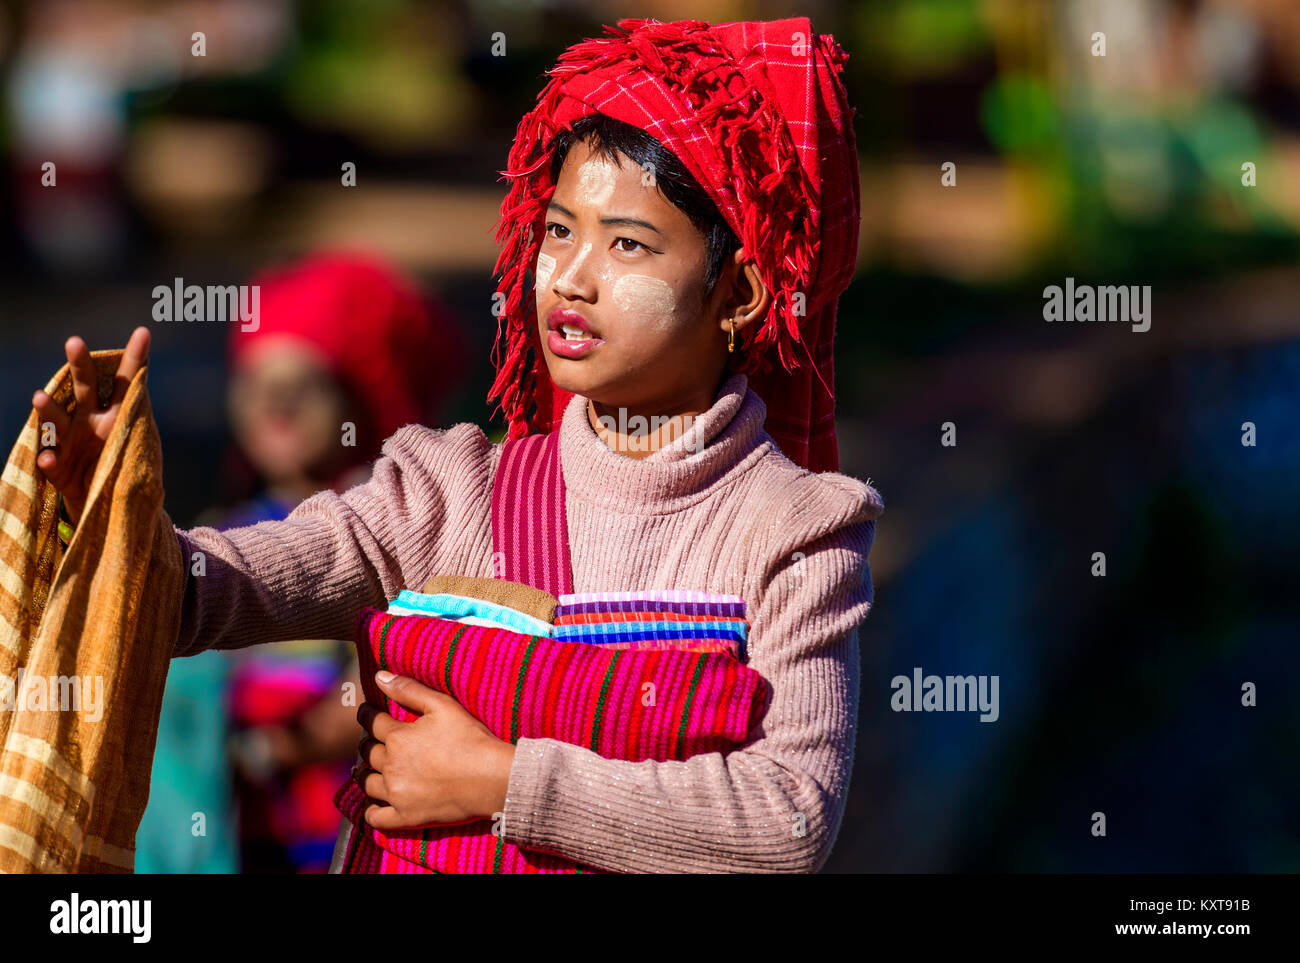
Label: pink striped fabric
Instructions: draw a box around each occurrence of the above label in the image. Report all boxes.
[335,610,770,873]
[490,431,573,598]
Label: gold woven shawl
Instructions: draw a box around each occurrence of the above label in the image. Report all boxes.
[0,349,181,872]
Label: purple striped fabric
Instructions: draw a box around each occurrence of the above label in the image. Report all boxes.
[555,626,745,643]
[560,589,742,603]
[490,431,573,598]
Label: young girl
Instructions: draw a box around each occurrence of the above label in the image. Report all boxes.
[34,16,883,873]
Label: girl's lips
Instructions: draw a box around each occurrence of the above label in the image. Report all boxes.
[547,329,604,359]
[547,308,598,337]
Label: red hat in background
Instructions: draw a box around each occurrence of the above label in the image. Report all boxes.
[228,250,460,460]
[489,17,860,473]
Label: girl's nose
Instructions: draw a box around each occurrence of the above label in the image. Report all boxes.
[552,241,597,301]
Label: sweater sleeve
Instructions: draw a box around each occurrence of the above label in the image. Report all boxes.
[172,422,493,658]
[500,512,877,874]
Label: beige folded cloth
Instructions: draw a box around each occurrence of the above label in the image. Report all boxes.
[0,349,181,872]
[419,574,558,624]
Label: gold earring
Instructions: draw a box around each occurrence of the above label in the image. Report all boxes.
[728,320,735,353]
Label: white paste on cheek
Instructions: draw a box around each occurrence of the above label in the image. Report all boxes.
[612,274,679,331]
[535,252,555,289]
[574,157,618,208]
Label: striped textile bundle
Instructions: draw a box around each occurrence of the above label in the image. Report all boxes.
[553,590,749,660]
[335,604,769,873]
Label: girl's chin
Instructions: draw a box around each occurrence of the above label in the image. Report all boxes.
[545,359,617,399]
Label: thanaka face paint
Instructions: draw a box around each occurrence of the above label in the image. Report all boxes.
[574,156,618,208]
[611,273,679,332]
[552,241,594,291]
[535,252,555,289]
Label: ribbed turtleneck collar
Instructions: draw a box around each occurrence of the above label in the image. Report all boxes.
[559,372,775,514]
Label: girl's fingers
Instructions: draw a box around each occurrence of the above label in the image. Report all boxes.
[65,337,99,419]
[31,389,70,446]
[35,447,59,476]
[358,736,387,773]
[356,701,400,742]
[109,327,150,409]
[362,771,388,804]
[31,390,73,482]
[362,804,400,831]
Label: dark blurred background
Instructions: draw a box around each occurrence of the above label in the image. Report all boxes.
[0,0,1295,872]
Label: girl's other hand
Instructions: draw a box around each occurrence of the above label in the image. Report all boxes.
[355,673,516,829]
[31,326,151,527]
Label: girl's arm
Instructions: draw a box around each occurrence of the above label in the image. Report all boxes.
[499,517,876,874]
[173,422,494,657]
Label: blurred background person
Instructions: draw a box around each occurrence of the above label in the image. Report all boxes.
[136,250,464,873]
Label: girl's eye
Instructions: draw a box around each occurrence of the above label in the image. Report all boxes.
[545,222,570,239]
[615,237,645,253]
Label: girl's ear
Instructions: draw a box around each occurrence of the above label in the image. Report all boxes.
[718,249,771,336]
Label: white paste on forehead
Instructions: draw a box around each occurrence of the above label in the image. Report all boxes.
[574,157,618,208]
[535,252,555,289]
[612,274,678,331]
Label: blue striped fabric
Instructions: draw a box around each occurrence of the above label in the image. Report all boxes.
[386,590,555,637]
[554,619,748,644]
[554,599,746,619]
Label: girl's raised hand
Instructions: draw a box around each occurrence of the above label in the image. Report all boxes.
[31,326,152,527]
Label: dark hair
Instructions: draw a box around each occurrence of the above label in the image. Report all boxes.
[547,113,740,292]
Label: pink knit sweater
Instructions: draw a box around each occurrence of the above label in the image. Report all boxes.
[173,372,884,873]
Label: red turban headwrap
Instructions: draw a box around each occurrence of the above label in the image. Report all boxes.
[228,250,460,464]
[488,17,860,473]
